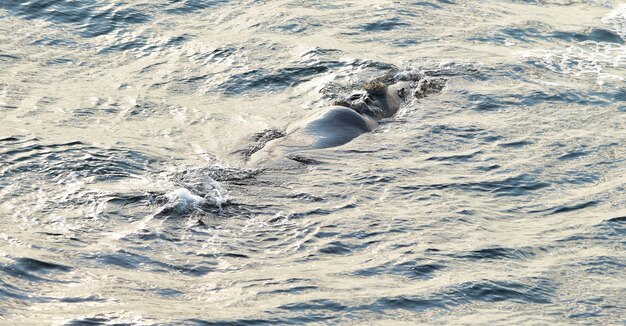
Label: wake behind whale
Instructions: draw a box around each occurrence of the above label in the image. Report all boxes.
[153,70,448,218]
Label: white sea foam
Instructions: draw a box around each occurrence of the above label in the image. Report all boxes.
[164,187,206,213]
[520,6,626,82]
[601,4,626,39]
[156,163,233,215]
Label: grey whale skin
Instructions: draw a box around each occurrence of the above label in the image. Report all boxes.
[248,81,412,168]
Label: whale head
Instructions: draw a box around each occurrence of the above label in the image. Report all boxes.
[334,75,441,120]
[360,80,412,119]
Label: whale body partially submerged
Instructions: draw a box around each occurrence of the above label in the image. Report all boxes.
[247,76,444,168]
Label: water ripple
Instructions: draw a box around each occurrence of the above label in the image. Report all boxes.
[0,0,624,324]
[0,0,151,38]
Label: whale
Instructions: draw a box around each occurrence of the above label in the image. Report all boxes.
[246,76,443,168]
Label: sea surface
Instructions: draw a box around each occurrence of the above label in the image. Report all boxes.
[1,0,625,324]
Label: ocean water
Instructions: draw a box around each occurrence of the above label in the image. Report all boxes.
[1,0,625,324]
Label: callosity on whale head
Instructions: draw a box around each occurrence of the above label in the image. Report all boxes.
[382,81,412,117]
[359,80,413,119]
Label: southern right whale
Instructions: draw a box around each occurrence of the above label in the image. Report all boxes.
[247,75,445,168]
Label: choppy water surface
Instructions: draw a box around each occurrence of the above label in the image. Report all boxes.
[1,0,625,324]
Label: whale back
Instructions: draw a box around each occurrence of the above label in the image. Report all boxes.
[248,106,378,168]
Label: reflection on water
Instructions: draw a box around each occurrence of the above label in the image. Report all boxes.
[1,1,625,324]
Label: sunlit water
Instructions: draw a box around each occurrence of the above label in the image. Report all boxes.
[1,1,625,324]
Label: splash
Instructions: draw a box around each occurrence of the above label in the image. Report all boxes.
[163,188,206,214]
[154,163,261,216]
